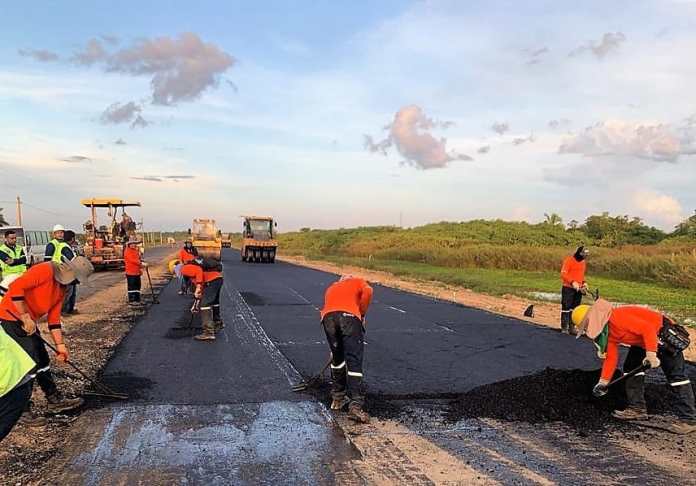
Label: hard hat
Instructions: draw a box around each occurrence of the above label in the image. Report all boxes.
[52,224,65,232]
[53,256,95,285]
[572,304,591,327]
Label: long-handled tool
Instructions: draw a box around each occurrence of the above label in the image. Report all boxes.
[292,356,332,392]
[39,336,129,400]
[607,363,650,388]
[145,266,159,304]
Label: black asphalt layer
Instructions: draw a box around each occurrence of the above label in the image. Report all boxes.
[225,250,601,396]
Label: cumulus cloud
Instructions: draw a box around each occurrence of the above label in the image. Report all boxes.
[100,101,142,125]
[130,115,150,129]
[491,121,510,135]
[632,190,684,227]
[59,155,92,163]
[18,48,59,62]
[477,145,491,154]
[558,120,687,162]
[72,38,108,66]
[114,138,127,145]
[548,119,571,130]
[363,105,472,169]
[569,32,626,59]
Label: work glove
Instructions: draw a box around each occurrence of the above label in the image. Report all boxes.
[571,281,581,291]
[55,343,69,363]
[20,314,37,335]
[643,351,660,369]
[592,379,609,398]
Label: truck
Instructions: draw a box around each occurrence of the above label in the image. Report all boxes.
[81,198,141,270]
[221,233,233,248]
[241,216,278,263]
[191,218,222,260]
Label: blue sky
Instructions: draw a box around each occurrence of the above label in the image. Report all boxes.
[1,1,696,231]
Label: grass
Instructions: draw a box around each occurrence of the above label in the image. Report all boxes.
[301,255,696,321]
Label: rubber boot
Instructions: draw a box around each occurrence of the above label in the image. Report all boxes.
[212,305,224,331]
[45,392,84,414]
[560,312,570,334]
[330,367,347,410]
[613,374,648,420]
[18,406,47,427]
[330,396,350,411]
[194,309,216,341]
[347,402,370,423]
[672,382,696,423]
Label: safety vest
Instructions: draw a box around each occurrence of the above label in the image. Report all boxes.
[50,239,70,263]
[0,244,27,276]
[0,326,36,398]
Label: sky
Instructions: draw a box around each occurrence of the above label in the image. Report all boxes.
[2,0,696,232]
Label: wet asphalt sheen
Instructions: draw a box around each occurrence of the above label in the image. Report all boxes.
[60,249,601,484]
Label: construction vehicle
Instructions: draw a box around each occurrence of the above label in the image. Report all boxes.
[81,198,141,270]
[241,216,278,263]
[191,218,222,260]
[221,233,233,248]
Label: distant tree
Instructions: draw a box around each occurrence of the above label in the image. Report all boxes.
[0,208,7,227]
[300,227,311,232]
[543,212,563,226]
[672,210,696,238]
[580,212,666,246]
[567,219,579,230]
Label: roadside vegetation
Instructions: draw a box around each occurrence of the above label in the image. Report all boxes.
[279,212,696,319]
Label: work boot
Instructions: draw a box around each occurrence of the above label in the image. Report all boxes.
[347,402,370,424]
[330,396,350,411]
[664,420,696,435]
[46,392,84,414]
[18,409,47,427]
[612,407,648,421]
[214,320,225,332]
[194,309,216,341]
[568,323,577,336]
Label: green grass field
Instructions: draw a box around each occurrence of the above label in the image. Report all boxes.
[303,255,696,321]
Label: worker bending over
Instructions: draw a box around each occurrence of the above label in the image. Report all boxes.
[0,324,37,441]
[178,240,198,295]
[321,275,373,423]
[124,239,147,304]
[573,302,695,434]
[44,225,75,263]
[180,260,223,341]
[0,257,94,427]
[560,246,588,334]
[0,230,28,297]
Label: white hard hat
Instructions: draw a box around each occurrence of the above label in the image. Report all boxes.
[53,224,65,232]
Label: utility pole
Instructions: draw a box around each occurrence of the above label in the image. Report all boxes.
[16,196,22,226]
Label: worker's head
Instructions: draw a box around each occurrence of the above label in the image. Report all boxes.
[339,274,354,282]
[574,246,589,261]
[571,304,590,327]
[52,224,65,241]
[53,256,94,286]
[4,230,16,246]
[184,240,193,249]
[64,230,76,244]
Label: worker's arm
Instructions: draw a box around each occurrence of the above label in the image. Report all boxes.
[358,283,373,319]
[0,249,13,264]
[44,242,54,261]
[47,298,68,362]
[599,339,620,382]
[7,269,47,334]
[61,245,75,262]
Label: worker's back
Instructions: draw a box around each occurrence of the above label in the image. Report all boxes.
[321,277,372,320]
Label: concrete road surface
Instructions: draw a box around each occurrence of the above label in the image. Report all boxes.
[54,248,607,484]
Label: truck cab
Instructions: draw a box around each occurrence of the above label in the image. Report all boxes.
[241,216,278,263]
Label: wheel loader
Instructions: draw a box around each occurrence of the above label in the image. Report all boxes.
[190,218,222,260]
[241,216,278,263]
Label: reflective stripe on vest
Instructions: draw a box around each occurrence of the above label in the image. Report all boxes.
[0,244,27,275]
[0,326,37,398]
[50,239,70,263]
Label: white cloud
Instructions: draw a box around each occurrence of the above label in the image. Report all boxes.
[632,190,684,227]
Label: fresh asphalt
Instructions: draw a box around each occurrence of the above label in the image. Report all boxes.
[57,248,603,483]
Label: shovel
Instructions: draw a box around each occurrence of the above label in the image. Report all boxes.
[292,357,332,392]
[145,266,159,304]
[607,363,651,388]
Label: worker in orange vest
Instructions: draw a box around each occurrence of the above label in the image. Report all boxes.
[560,246,588,334]
[0,257,94,428]
[124,239,147,304]
[180,261,224,341]
[320,275,373,423]
[573,303,695,434]
[177,240,198,295]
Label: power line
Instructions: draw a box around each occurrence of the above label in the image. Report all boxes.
[0,200,65,217]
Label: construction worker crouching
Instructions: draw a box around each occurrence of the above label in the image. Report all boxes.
[124,239,147,304]
[180,260,223,341]
[560,246,588,334]
[0,256,94,430]
[0,229,28,297]
[573,301,696,434]
[320,275,373,423]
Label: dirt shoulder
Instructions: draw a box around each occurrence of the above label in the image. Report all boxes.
[0,249,176,486]
[278,254,696,362]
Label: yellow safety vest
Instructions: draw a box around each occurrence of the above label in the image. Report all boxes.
[0,326,36,398]
[50,239,70,263]
[0,244,27,276]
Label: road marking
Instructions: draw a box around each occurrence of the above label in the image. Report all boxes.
[387,305,407,314]
[288,287,319,311]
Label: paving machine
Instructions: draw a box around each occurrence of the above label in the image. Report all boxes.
[191,218,222,260]
[221,233,233,248]
[241,216,278,263]
[81,198,141,270]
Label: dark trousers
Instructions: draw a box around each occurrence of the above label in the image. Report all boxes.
[201,278,223,331]
[560,286,582,330]
[62,283,77,313]
[623,345,696,422]
[180,276,193,294]
[0,381,33,441]
[322,311,365,406]
[0,321,58,400]
[127,275,141,302]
